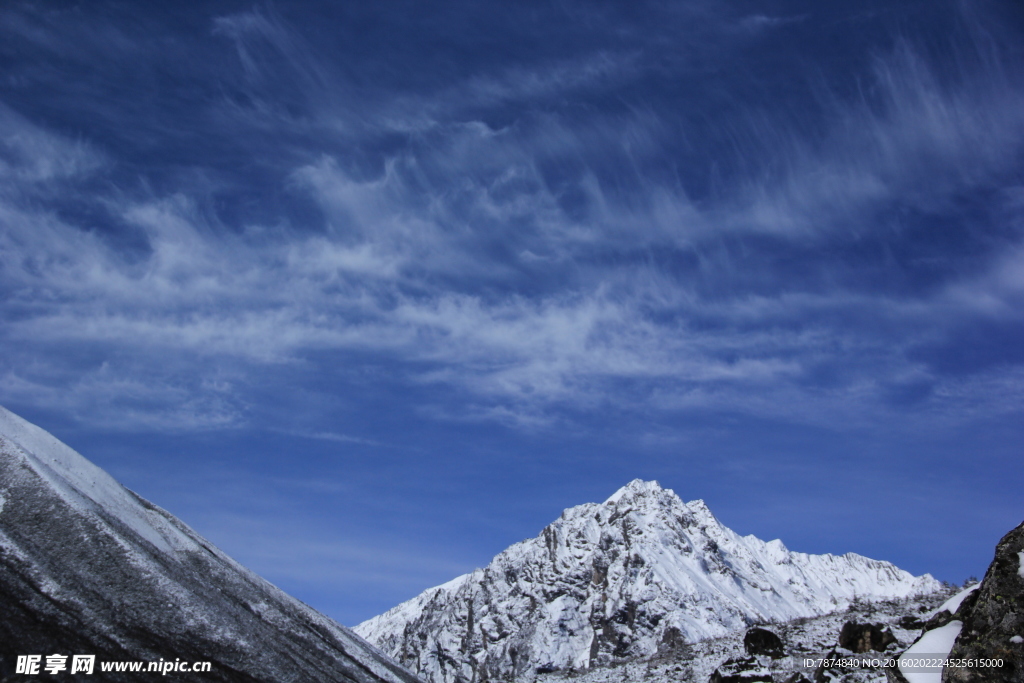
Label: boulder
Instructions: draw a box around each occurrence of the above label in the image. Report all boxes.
[943,521,1024,682]
[812,651,855,683]
[812,646,898,683]
[921,609,955,631]
[781,674,813,683]
[898,615,924,630]
[744,627,785,658]
[838,621,898,652]
[709,656,772,683]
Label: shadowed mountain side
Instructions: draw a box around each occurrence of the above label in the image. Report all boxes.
[0,406,424,683]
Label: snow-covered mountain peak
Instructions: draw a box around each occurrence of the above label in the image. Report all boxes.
[356,481,941,683]
[681,497,716,520]
[599,479,722,530]
[602,478,669,505]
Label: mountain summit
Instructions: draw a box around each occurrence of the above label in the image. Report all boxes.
[355,479,939,683]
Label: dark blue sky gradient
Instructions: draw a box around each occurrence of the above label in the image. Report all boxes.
[1,0,1022,625]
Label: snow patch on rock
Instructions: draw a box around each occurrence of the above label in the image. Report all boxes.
[932,583,979,617]
[900,620,962,683]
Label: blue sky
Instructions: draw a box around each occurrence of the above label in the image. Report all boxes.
[1,0,1022,625]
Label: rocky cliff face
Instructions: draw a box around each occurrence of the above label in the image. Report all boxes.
[942,521,1024,683]
[0,406,423,683]
[355,479,940,683]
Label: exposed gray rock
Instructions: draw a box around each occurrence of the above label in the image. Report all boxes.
[838,621,898,652]
[943,521,1024,683]
[357,479,939,683]
[782,674,813,683]
[709,656,772,683]
[898,615,924,629]
[811,648,899,683]
[922,609,955,631]
[743,627,784,658]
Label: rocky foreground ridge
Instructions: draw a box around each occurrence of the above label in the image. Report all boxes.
[940,520,1024,683]
[355,480,940,683]
[0,406,423,683]
[540,588,956,683]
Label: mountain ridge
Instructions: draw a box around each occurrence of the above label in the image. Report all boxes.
[0,405,423,683]
[355,478,940,683]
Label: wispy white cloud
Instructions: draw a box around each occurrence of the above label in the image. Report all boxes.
[0,104,105,183]
[720,43,1024,240]
[0,366,243,432]
[376,51,641,133]
[737,14,806,34]
[281,429,384,447]
[1,5,1022,435]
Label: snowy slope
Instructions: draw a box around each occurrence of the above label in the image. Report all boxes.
[355,479,940,683]
[538,587,954,683]
[0,405,423,683]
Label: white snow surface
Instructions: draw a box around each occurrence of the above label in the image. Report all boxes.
[900,620,962,683]
[931,583,978,617]
[0,405,193,554]
[1018,551,1024,579]
[355,478,941,683]
[537,589,953,683]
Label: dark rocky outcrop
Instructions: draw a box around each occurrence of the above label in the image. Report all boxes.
[942,521,1024,683]
[744,627,784,658]
[656,625,689,657]
[898,615,924,629]
[838,621,898,652]
[709,656,772,683]
[812,650,861,683]
[921,609,955,631]
[782,674,813,683]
